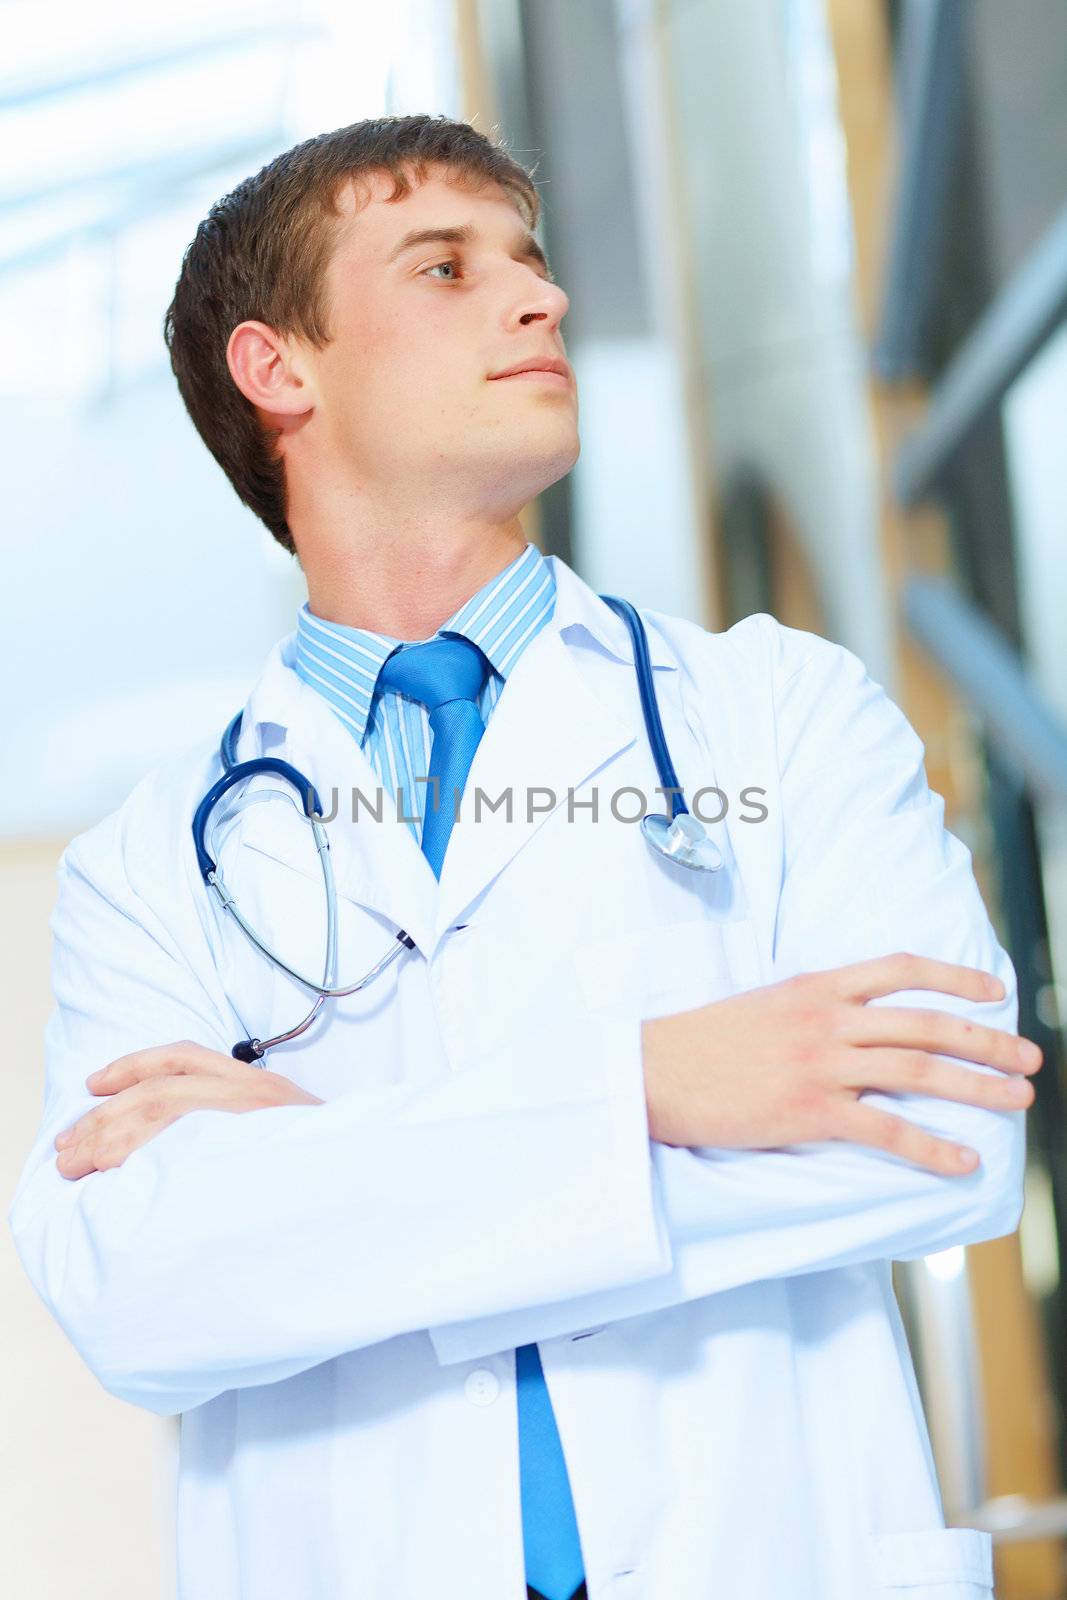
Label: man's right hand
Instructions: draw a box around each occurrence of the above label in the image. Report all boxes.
[641,952,1042,1175]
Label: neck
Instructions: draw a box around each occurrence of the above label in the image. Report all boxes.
[298,518,532,642]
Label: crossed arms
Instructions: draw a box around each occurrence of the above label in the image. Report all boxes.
[7,632,1039,1409]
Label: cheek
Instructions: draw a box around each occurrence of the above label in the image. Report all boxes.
[327,318,421,415]
[319,301,486,433]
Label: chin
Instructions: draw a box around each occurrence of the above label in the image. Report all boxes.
[527,424,579,470]
[523,417,579,463]
[474,446,578,516]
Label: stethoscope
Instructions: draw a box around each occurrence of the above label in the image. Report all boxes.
[192,594,724,1063]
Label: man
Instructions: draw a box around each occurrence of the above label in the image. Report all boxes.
[9,114,1041,1600]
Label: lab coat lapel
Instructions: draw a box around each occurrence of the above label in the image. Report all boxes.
[303,718,442,955]
[236,649,441,956]
[433,622,640,940]
[232,558,678,956]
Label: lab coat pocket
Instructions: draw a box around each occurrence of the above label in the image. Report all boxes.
[870,1527,994,1596]
[574,915,763,1021]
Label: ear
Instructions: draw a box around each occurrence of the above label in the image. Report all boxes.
[226,320,315,420]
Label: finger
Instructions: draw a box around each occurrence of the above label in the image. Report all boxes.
[55,1077,242,1174]
[825,952,1005,1007]
[57,1078,175,1150]
[57,1071,267,1156]
[56,1136,115,1180]
[56,1117,163,1180]
[58,1073,199,1150]
[834,1102,981,1176]
[86,1040,240,1095]
[837,1048,1036,1111]
[843,1008,1042,1076]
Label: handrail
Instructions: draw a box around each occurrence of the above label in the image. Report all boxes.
[895,203,1067,505]
[0,135,285,280]
[0,22,304,113]
[902,575,1067,800]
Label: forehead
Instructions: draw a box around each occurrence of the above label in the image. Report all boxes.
[329,166,521,263]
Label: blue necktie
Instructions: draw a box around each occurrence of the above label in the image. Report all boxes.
[376,634,586,1600]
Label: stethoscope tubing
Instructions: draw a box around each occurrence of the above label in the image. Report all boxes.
[195,595,715,1060]
[599,594,687,818]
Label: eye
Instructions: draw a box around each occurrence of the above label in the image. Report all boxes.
[421,256,556,286]
[424,258,463,281]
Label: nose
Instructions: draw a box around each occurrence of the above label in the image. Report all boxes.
[514,276,569,329]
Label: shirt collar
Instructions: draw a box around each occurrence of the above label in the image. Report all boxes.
[294,540,555,744]
[247,550,679,755]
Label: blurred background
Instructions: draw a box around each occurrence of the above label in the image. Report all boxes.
[3,0,1067,1593]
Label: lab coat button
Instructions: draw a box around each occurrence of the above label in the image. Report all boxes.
[464,1368,500,1406]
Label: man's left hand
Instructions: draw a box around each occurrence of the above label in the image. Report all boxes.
[53,1041,323,1180]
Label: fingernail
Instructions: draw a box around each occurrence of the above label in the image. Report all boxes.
[986,976,1005,998]
[55,1130,71,1148]
[958,1147,978,1169]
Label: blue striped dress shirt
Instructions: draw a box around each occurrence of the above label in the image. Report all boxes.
[293,541,556,843]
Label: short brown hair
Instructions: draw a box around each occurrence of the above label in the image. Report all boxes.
[163,114,541,555]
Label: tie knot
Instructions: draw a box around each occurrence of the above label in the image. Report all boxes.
[376,632,491,715]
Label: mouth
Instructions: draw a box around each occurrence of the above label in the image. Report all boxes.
[493,369,572,387]
[489,356,573,384]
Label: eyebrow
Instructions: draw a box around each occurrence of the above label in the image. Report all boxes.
[386,223,553,280]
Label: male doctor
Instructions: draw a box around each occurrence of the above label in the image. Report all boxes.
[9,114,1044,1600]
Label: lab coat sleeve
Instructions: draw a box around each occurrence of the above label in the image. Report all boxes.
[7,821,673,1416]
[427,622,1027,1365]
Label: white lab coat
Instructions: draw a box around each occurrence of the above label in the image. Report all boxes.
[9,554,1022,1600]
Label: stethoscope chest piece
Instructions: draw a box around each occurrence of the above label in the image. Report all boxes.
[641,811,724,873]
